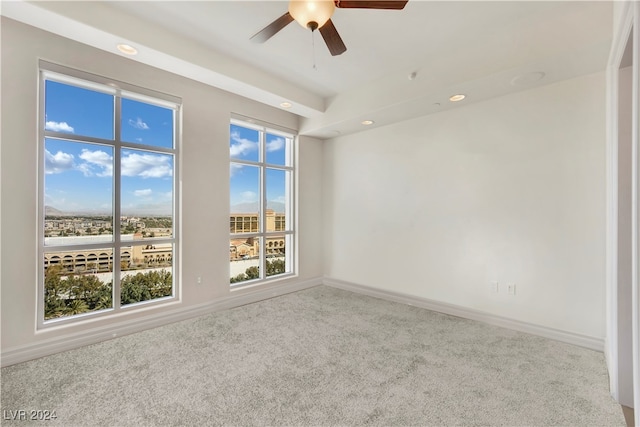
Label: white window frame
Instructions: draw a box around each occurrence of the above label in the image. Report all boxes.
[229,116,296,287]
[37,61,181,328]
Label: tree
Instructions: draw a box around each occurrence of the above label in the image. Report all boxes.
[65,299,89,316]
[44,265,69,319]
[120,270,172,305]
[230,273,247,284]
[266,259,285,276]
[95,295,112,310]
[245,266,259,280]
[229,259,286,284]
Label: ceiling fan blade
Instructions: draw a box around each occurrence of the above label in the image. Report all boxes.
[250,12,295,43]
[319,19,347,56]
[335,0,408,9]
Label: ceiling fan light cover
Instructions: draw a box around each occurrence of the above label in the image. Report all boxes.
[288,0,336,29]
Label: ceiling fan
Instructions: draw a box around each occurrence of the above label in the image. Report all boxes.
[250,0,409,56]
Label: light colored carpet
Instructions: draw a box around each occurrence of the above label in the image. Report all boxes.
[1,285,626,426]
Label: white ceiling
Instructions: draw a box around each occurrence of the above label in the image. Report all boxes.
[3,1,613,139]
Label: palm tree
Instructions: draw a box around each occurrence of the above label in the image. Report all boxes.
[95,295,112,310]
[65,299,89,316]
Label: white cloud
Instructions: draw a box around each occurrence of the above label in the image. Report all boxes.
[44,149,75,174]
[241,191,258,202]
[128,117,150,130]
[78,149,113,177]
[45,121,74,133]
[266,137,285,152]
[133,189,153,197]
[229,131,258,157]
[122,152,172,178]
[230,163,243,177]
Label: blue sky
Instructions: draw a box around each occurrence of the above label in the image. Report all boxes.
[44,80,174,216]
[43,80,288,216]
[229,124,289,212]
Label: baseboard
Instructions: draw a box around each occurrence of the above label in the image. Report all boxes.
[1,277,322,368]
[323,277,605,352]
[2,276,604,367]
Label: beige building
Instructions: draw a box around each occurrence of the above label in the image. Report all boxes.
[44,232,173,273]
[229,210,286,260]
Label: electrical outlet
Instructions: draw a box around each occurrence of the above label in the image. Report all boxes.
[197,276,202,285]
[490,281,499,293]
[507,283,516,295]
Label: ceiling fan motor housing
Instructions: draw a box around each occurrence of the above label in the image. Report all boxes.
[288,0,336,30]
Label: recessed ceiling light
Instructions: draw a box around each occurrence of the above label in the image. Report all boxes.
[361,120,374,125]
[280,102,292,108]
[449,94,466,102]
[116,44,138,55]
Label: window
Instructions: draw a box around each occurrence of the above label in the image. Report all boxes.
[38,62,180,325]
[229,118,295,285]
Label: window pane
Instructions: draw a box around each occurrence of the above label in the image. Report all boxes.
[41,67,179,325]
[44,138,113,246]
[121,98,174,149]
[120,149,174,238]
[230,124,259,162]
[120,245,173,306]
[230,163,260,232]
[265,133,289,166]
[45,80,114,140]
[266,235,289,278]
[266,168,288,231]
[230,237,261,285]
[44,249,113,320]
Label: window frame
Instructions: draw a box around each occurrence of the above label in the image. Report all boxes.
[37,61,182,328]
[229,116,296,287]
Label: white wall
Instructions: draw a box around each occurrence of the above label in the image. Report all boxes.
[323,72,607,339]
[0,18,323,361]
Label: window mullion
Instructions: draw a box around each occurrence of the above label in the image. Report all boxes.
[260,130,267,280]
[113,93,122,310]
[44,132,115,146]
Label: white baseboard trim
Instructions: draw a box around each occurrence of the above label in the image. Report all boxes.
[1,277,322,368]
[323,277,605,352]
[2,276,604,367]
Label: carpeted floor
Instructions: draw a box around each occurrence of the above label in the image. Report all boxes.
[1,285,627,426]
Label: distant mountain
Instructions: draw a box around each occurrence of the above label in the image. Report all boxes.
[45,202,285,216]
[45,206,112,217]
[45,206,68,216]
[230,201,285,213]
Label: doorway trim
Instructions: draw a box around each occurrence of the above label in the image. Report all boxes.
[605,1,639,421]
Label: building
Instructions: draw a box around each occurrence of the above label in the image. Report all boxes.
[229,210,285,234]
[43,233,173,273]
[229,210,286,260]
